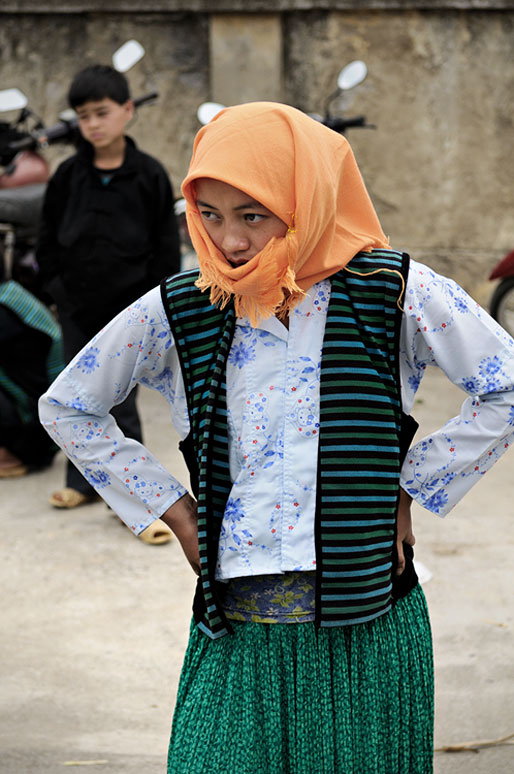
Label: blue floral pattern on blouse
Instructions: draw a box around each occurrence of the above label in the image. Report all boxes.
[39,260,514,569]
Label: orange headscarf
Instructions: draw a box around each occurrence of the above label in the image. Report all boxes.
[182,101,389,326]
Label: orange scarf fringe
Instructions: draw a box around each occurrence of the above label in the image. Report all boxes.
[182,102,390,326]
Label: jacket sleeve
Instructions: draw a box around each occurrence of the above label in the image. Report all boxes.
[36,167,65,292]
[149,165,182,282]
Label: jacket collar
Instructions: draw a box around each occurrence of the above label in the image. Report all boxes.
[76,135,139,177]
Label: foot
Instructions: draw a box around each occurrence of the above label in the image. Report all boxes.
[138,519,173,546]
[49,487,99,509]
[0,447,28,478]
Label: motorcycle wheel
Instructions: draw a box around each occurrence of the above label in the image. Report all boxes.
[490,277,514,338]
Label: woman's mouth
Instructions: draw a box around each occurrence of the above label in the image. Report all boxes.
[227,256,252,268]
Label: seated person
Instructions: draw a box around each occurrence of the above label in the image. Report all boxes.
[0,272,63,476]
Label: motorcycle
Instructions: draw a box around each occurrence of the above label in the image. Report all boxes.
[0,87,55,295]
[197,59,373,135]
[0,40,155,297]
[489,250,514,337]
[310,59,374,135]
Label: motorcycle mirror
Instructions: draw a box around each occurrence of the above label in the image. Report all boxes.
[174,198,187,216]
[0,88,29,112]
[197,102,226,125]
[112,40,145,73]
[337,60,367,91]
[59,108,77,122]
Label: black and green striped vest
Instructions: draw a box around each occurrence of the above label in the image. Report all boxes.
[161,249,412,639]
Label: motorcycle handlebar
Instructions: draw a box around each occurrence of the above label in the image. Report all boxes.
[323,115,371,133]
[8,119,76,151]
[133,90,159,108]
[7,134,38,151]
[7,90,159,152]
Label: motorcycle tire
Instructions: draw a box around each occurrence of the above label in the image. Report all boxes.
[490,277,514,338]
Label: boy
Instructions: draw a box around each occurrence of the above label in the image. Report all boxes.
[37,64,181,517]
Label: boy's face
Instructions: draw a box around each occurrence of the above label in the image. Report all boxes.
[75,97,133,150]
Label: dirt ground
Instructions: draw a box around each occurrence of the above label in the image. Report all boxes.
[1,367,513,773]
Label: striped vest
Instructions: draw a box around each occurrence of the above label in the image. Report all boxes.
[161,249,412,639]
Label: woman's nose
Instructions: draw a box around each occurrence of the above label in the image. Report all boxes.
[221,225,249,254]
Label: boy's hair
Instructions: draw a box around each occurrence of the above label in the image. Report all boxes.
[68,65,131,109]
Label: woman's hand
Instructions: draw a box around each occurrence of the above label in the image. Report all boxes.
[161,493,200,575]
[395,487,415,576]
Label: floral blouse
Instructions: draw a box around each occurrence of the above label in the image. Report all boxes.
[39,260,514,581]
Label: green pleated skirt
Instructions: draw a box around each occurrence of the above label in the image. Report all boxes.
[167,585,433,774]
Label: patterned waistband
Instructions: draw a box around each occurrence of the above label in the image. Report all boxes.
[218,571,316,624]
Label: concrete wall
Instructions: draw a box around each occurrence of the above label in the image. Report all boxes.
[0,12,210,196]
[1,5,513,300]
[284,9,514,299]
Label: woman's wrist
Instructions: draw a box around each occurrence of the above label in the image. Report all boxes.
[161,492,197,529]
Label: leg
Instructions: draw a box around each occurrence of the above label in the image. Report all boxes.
[0,386,56,472]
[56,309,97,496]
[55,309,143,500]
[111,385,142,444]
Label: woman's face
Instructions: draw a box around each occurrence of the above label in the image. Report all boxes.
[194,178,288,267]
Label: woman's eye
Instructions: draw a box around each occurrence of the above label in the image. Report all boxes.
[200,210,218,221]
[244,213,266,223]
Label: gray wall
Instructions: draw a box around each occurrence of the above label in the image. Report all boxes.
[284,9,514,300]
[1,3,513,301]
[0,12,209,187]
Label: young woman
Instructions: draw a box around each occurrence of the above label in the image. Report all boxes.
[39,102,514,773]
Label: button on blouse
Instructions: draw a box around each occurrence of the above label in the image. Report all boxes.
[39,260,514,580]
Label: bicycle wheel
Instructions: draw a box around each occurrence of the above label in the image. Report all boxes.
[490,277,514,338]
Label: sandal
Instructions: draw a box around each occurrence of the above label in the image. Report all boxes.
[49,487,99,509]
[138,519,173,545]
[0,447,28,478]
[0,461,28,478]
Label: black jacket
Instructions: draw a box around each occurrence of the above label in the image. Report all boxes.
[37,137,181,336]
